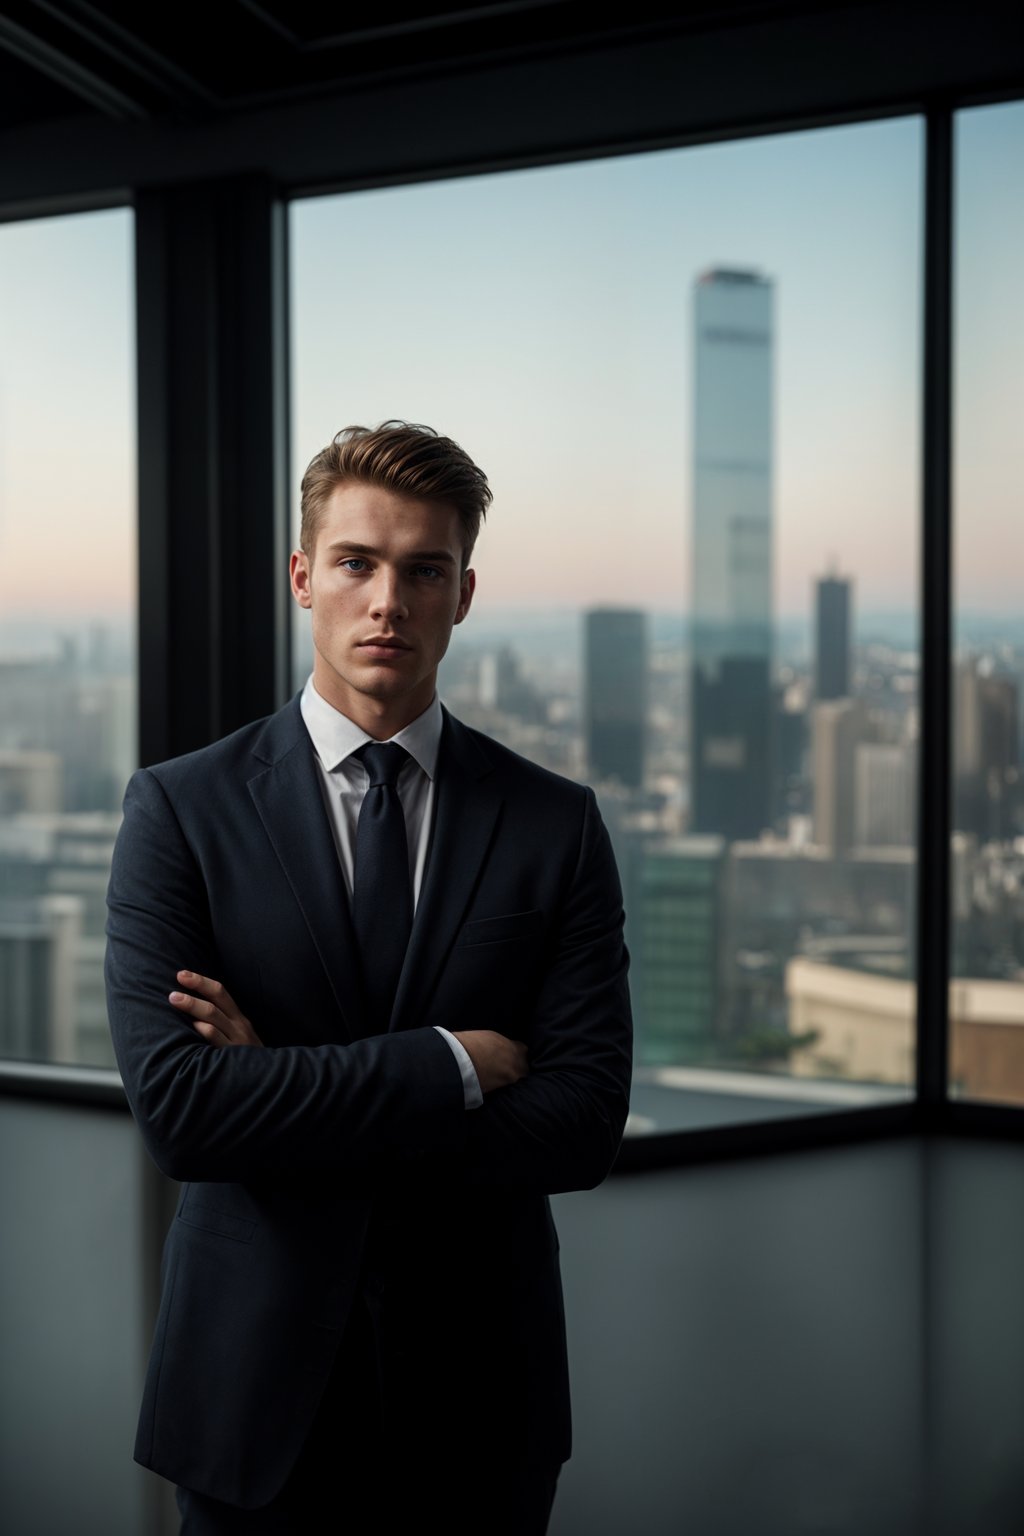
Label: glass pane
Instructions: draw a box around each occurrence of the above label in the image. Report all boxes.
[951,99,1024,1105]
[0,209,136,1068]
[291,117,921,1132]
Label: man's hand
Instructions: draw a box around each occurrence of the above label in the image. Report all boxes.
[451,1030,528,1094]
[169,971,264,1048]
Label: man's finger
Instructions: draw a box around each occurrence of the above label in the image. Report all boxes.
[177,970,228,1003]
[191,1018,229,1047]
[176,969,243,1022]
[169,991,224,1025]
[169,981,262,1048]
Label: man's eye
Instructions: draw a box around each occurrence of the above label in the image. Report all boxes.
[341,558,367,572]
[415,565,443,580]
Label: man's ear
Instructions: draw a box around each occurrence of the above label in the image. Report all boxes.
[455,567,476,625]
[290,549,313,609]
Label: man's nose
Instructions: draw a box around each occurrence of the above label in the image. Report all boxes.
[369,568,409,621]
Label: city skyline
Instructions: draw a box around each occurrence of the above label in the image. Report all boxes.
[2,578,1022,1096]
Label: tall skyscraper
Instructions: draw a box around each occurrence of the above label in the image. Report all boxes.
[690,267,774,839]
[815,574,852,700]
[583,608,647,788]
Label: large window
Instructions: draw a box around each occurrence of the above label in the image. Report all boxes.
[290,117,923,1132]
[0,209,135,1068]
[950,99,1024,1105]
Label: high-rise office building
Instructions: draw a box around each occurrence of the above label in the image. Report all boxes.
[690,267,774,839]
[812,697,869,852]
[954,659,1021,842]
[815,574,852,700]
[774,679,810,822]
[855,740,917,847]
[634,836,725,1066]
[584,608,647,788]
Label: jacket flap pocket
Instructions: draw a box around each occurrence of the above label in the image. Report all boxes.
[456,909,543,948]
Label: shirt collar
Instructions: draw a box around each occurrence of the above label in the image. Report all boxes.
[300,676,442,780]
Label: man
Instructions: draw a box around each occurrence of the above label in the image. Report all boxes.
[106,421,633,1534]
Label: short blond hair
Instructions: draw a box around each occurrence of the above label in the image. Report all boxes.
[299,421,491,569]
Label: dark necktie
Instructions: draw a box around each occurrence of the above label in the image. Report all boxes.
[353,742,413,1032]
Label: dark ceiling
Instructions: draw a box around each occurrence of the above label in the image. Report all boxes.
[0,0,871,132]
[0,1,1020,210]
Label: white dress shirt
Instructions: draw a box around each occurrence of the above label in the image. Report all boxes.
[300,676,483,1109]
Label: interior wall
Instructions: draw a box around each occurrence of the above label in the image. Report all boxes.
[924,1137,1024,1534]
[0,1098,155,1536]
[552,1139,925,1536]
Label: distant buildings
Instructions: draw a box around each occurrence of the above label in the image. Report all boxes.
[0,652,132,814]
[477,645,547,725]
[0,813,123,1066]
[723,841,915,1061]
[0,893,81,1062]
[633,836,725,1066]
[787,956,1024,1105]
[815,575,852,701]
[855,741,917,847]
[954,658,1021,842]
[584,607,647,788]
[786,956,915,1084]
[811,698,867,852]
[0,750,62,815]
[689,267,774,840]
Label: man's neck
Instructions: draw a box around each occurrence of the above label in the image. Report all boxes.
[309,672,436,741]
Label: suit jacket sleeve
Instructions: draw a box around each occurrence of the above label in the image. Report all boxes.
[105,766,466,1184]
[460,785,633,1194]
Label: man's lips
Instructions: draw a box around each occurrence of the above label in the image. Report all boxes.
[357,637,412,656]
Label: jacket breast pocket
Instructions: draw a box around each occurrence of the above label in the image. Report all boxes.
[455,909,544,948]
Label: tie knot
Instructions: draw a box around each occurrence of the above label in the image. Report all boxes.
[358,741,409,789]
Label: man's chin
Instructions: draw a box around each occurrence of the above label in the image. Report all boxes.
[354,663,418,692]
[350,664,433,706]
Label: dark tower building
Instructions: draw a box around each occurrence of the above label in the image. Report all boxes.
[954,659,1022,842]
[584,608,647,788]
[815,574,852,700]
[690,267,775,839]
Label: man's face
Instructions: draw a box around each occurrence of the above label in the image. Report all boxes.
[290,481,475,734]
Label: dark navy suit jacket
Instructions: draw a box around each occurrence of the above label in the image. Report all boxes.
[105,696,633,1508]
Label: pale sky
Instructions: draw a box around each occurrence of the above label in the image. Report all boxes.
[0,102,1020,632]
[0,207,135,623]
[291,115,924,620]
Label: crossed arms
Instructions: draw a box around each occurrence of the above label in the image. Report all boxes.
[106,764,632,1193]
[169,969,529,1093]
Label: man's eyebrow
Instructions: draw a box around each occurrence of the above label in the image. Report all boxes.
[407,549,457,564]
[327,541,456,564]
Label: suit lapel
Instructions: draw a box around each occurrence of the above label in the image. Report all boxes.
[390,708,502,1033]
[247,697,365,1038]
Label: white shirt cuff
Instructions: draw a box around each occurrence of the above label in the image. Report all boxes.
[433,1026,484,1110]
